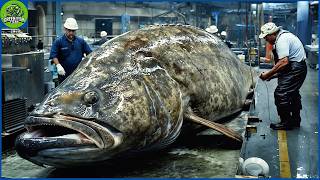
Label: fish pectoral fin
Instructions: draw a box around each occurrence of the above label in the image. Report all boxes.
[184,112,243,142]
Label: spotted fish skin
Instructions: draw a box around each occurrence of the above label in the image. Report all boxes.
[15,25,254,167]
[108,24,252,121]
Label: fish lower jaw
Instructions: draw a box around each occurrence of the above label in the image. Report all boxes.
[22,146,108,168]
[22,115,123,149]
[23,124,103,148]
[15,115,125,167]
[15,129,117,167]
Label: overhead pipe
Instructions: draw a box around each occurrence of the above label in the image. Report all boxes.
[152,4,187,25]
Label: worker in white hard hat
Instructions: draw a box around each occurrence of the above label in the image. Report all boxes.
[221,31,227,37]
[205,25,218,34]
[100,31,107,38]
[220,31,232,48]
[92,30,109,46]
[50,17,92,83]
[258,22,307,130]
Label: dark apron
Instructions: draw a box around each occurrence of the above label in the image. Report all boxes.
[272,33,307,112]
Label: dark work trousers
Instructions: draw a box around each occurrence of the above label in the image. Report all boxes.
[274,60,307,125]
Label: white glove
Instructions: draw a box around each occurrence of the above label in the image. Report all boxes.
[56,64,66,76]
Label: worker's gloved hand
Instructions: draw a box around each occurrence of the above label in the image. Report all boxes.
[56,64,66,76]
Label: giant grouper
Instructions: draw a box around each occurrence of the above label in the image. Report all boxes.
[15,24,257,167]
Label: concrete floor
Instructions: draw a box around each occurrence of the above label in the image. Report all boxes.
[242,65,319,178]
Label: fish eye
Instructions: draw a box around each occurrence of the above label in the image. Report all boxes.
[83,91,99,104]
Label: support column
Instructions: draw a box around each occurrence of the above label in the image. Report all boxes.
[47,1,53,44]
[297,1,311,45]
[55,0,62,37]
[121,14,130,33]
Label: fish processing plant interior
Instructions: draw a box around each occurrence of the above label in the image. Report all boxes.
[1,0,319,178]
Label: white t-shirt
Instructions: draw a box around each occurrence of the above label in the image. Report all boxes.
[275,30,306,62]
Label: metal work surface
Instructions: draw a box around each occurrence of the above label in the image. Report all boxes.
[2,52,45,107]
[2,113,248,178]
[2,67,28,102]
[242,66,319,178]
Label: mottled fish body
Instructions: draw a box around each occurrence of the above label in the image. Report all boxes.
[16,25,254,167]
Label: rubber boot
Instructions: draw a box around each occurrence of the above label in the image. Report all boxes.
[291,93,302,128]
[271,111,293,130]
[270,106,287,128]
[270,117,284,128]
[291,109,301,127]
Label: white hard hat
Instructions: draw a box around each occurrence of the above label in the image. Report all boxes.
[242,157,269,177]
[221,31,227,36]
[259,22,279,39]
[64,18,78,30]
[100,31,107,37]
[205,25,218,34]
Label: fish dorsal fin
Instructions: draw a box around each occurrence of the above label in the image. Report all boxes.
[184,109,243,142]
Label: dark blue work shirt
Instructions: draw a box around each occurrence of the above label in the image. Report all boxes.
[49,35,92,77]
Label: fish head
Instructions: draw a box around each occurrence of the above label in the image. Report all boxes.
[15,41,184,167]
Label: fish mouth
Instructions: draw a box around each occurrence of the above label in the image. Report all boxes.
[15,114,123,166]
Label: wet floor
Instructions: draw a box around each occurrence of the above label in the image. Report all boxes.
[242,66,319,178]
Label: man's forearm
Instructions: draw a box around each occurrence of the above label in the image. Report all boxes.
[265,57,289,78]
[53,58,60,65]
